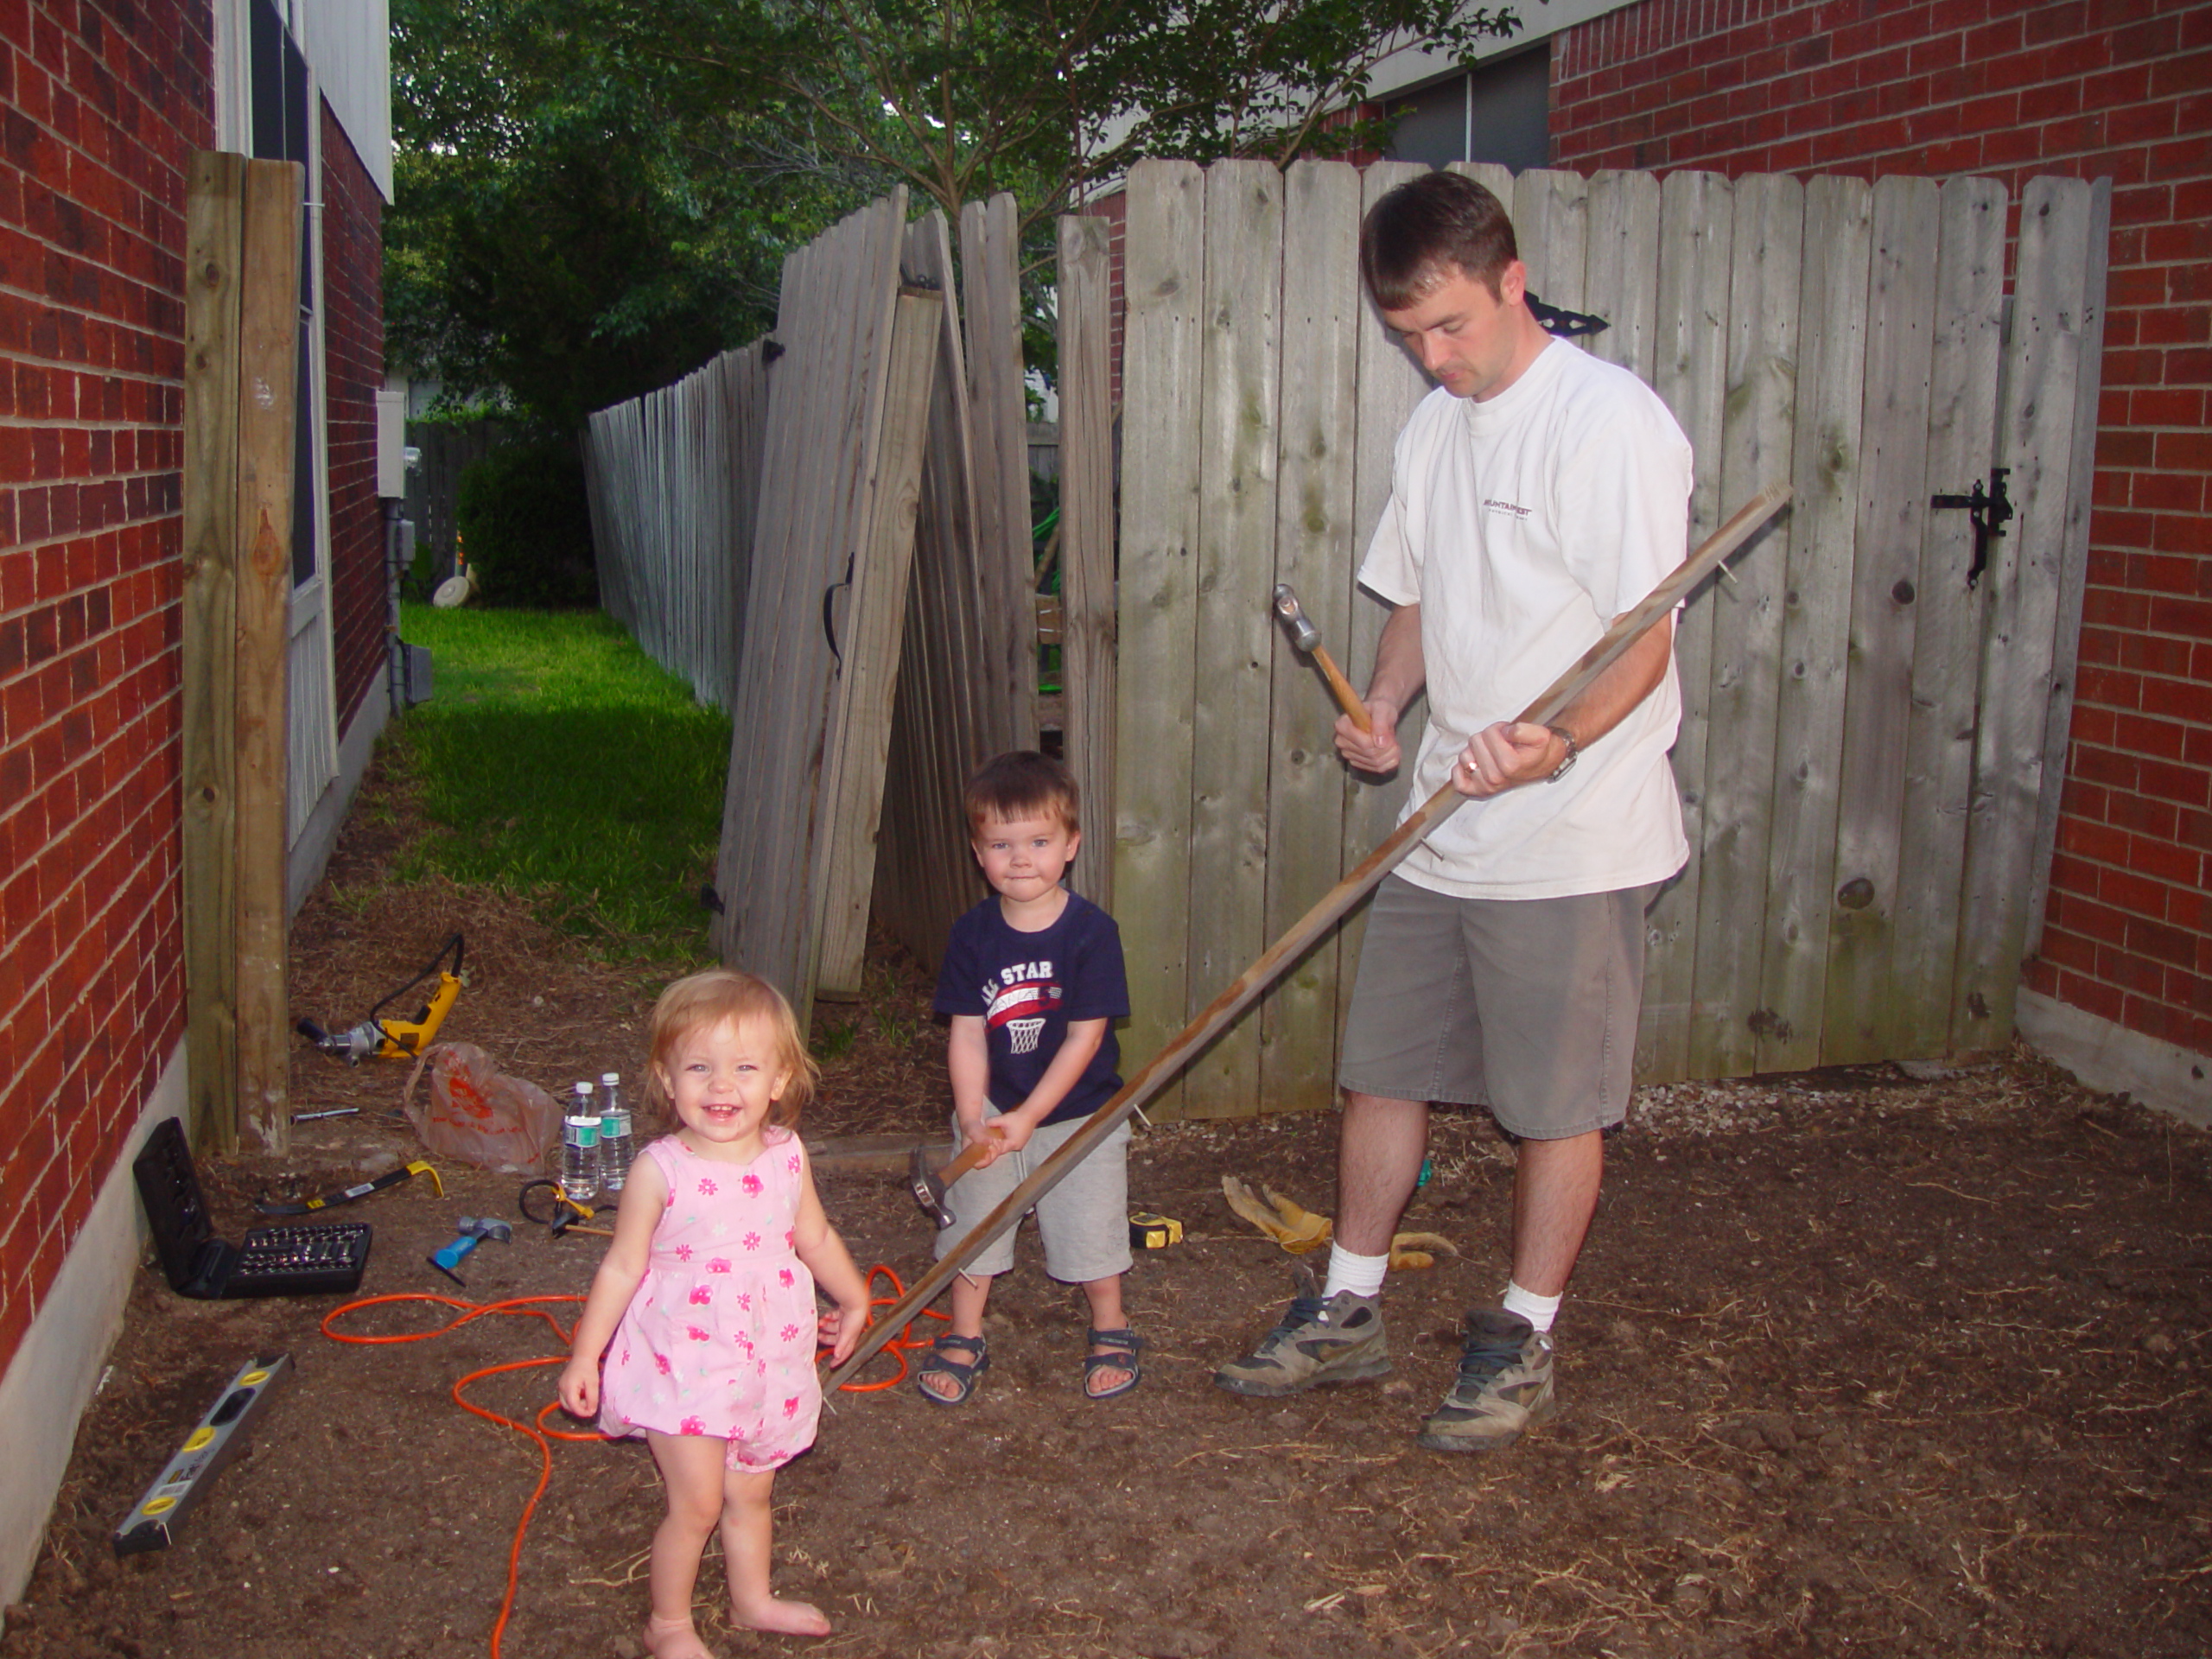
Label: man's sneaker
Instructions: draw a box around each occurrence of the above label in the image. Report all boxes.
[1214,1267,1389,1397]
[1416,1309,1557,1452]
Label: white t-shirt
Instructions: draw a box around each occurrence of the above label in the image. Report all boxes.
[1358,337,1693,900]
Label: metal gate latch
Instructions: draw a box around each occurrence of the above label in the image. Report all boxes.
[1929,467,2013,590]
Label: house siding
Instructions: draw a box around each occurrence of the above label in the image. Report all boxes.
[1553,0,2212,1060]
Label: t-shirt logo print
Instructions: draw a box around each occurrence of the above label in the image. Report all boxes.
[986,977,1061,1055]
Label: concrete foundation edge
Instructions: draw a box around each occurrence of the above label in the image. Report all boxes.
[0,1043,185,1606]
[2016,989,2212,1129]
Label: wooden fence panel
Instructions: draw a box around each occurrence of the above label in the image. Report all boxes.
[874,213,995,975]
[1259,159,1363,1113]
[1585,169,1662,381]
[1182,160,1285,1120]
[1113,160,1208,1116]
[1756,175,1871,1072]
[1891,176,2008,1059]
[1821,176,1940,1065]
[1637,169,1734,1083]
[712,191,908,1021]
[1513,168,1589,322]
[959,194,1039,753]
[1955,176,2109,1054]
[813,290,944,998]
[1058,215,1119,910]
[1688,173,1802,1080]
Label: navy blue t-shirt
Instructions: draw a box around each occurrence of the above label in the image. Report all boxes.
[932,892,1129,1126]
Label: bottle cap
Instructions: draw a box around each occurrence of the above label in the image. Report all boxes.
[574,1080,594,1096]
[601,1072,620,1085]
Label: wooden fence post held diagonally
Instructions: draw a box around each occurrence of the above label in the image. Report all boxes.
[826,484,1791,1392]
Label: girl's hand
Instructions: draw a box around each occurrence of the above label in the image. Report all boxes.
[558,1357,600,1420]
[818,1297,874,1364]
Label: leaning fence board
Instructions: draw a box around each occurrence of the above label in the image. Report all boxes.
[960,194,1039,753]
[874,213,994,974]
[1954,176,2105,1055]
[1113,160,1209,1117]
[1755,175,1871,1073]
[1689,173,1802,1080]
[812,289,944,999]
[1890,176,2008,1060]
[234,157,302,1153]
[1338,161,1434,1045]
[1182,159,1285,1121]
[1057,214,1119,910]
[1259,159,1363,1113]
[712,191,908,1022]
[1637,168,1733,1083]
[1821,175,1939,1065]
[1585,169,1662,380]
[181,151,245,1151]
[2024,178,2113,961]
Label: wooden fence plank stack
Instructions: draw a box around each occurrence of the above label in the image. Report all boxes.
[1114,159,2108,1117]
[709,190,915,1024]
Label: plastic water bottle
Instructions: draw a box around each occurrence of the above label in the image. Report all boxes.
[597,1071,632,1197]
[563,1082,600,1203]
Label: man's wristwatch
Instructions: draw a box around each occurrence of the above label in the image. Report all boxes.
[1545,726,1580,783]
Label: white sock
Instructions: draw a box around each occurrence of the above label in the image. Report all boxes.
[1502,1281,1561,1334]
[1321,1245,1389,1301]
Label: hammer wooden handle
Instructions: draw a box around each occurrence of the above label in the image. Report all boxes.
[1313,645,1373,734]
[938,1139,992,1184]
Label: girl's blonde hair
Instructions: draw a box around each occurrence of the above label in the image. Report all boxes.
[645,969,819,1129]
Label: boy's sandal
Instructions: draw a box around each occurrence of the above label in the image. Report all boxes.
[1083,1327,1143,1401]
[916,1332,988,1406]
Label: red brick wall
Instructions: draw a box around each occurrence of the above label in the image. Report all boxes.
[1554,0,2212,1058]
[321,102,384,722]
[0,0,213,1364]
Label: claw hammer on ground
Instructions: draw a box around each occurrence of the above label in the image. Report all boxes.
[908,1141,995,1230]
[429,1214,512,1286]
[1271,584,1372,733]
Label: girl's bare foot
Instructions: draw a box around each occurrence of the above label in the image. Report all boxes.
[645,1612,715,1659]
[731,1592,832,1637]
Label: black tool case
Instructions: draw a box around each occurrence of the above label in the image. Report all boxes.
[133,1118,372,1299]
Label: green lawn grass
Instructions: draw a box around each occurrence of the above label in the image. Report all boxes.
[388,603,731,963]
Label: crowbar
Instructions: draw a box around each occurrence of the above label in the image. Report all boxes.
[826,483,1791,1390]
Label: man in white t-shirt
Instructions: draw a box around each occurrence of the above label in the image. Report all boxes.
[1217,170,1693,1452]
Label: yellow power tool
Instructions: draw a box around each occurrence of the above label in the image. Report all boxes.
[296,933,464,1065]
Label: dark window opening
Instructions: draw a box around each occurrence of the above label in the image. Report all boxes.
[1383,43,1551,174]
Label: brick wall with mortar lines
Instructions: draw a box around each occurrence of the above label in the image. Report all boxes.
[0,0,213,1366]
[320,100,384,721]
[1552,0,2212,1058]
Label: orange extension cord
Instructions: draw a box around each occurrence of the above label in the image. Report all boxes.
[320,1266,943,1657]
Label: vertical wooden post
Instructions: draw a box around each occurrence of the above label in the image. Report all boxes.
[1055,214,1117,912]
[181,152,245,1151]
[234,158,302,1152]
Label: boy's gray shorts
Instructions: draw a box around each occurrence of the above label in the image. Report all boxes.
[931,1108,1133,1283]
[1338,874,1656,1140]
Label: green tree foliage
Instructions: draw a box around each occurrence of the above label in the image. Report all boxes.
[386,0,872,429]
[629,0,1531,231]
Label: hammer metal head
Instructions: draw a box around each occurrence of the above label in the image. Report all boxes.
[1271,583,1321,654]
[908,1144,955,1230]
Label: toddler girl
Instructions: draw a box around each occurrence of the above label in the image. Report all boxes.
[561,969,872,1652]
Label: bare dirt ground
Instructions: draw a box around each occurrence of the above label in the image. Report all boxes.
[5,772,2209,1659]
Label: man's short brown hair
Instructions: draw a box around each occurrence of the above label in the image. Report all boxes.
[1360,170,1519,312]
[965,750,1080,836]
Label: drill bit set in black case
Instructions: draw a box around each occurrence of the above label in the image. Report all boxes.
[133,1118,372,1299]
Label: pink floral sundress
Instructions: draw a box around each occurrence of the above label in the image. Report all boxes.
[595,1130,820,1470]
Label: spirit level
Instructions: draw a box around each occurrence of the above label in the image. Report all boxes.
[113,1353,291,1555]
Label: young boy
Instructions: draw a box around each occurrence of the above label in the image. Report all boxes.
[917,751,1136,1405]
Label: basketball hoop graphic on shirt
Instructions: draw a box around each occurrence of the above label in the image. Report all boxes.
[985,978,1062,1055]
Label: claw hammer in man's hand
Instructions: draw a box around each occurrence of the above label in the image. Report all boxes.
[1272,584,1372,734]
